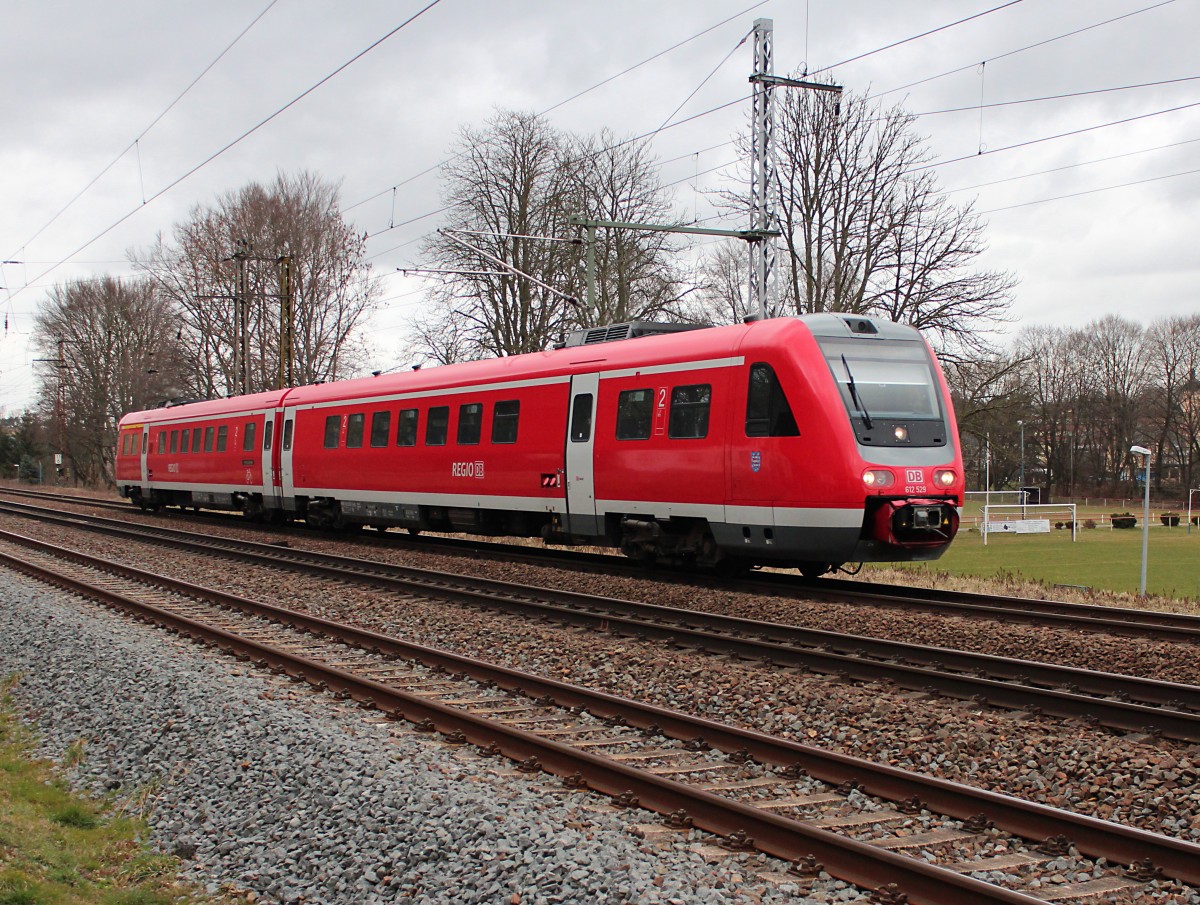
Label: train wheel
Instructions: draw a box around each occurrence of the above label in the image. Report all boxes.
[798,562,831,579]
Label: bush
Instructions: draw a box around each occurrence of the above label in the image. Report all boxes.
[1161,512,1181,527]
[1054,521,1064,530]
[1111,513,1137,529]
[1084,519,1097,529]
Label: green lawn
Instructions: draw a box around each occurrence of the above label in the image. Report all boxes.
[890,522,1200,600]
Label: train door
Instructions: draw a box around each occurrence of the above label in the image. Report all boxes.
[279,410,296,502]
[140,427,150,485]
[260,410,283,507]
[564,374,599,536]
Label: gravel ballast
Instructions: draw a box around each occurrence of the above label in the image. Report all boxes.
[0,571,869,905]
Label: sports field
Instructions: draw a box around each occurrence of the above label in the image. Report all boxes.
[886,517,1200,601]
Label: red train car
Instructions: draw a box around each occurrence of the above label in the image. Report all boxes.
[116,314,964,575]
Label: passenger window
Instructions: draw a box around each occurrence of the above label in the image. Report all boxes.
[204,427,214,452]
[346,413,365,449]
[191,428,202,453]
[180,429,190,453]
[323,415,342,449]
[457,403,482,445]
[397,409,418,446]
[426,406,449,446]
[491,400,520,444]
[243,421,257,451]
[134,435,141,455]
[263,420,273,451]
[370,411,391,448]
[746,363,799,437]
[668,384,711,439]
[569,395,592,443]
[216,425,228,452]
[616,389,652,440]
[170,430,178,453]
[157,432,166,454]
[121,434,129,456]
[282,419,293,451]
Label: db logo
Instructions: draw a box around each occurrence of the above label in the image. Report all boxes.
[905,468,923,483]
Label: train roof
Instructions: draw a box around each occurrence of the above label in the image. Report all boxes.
[120,314,922,424]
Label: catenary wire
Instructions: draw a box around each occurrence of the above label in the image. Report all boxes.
[5,0,281,261]
[8,0,445,305]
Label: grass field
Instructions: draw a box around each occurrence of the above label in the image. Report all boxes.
[884,521,1200,601]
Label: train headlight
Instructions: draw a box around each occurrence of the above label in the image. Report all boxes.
[862,469,895,489]
[933,468,957,487]
[892,425,908,442]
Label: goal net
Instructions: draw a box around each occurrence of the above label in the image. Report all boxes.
[981,503,1078,544]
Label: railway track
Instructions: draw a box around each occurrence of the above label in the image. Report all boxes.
[5,485,1198,643]
[2,528,1198,904]
[1,497,1199,743]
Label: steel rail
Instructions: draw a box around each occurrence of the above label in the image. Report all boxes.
[0,529,1198,891]
[1,503,1197,741]
[6,488,1200,637]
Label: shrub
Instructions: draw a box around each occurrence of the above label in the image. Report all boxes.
[1083,519,1097,529]
[1111,512,1137,529]
[1161,512,1181,527]
[1054,521,1064,530]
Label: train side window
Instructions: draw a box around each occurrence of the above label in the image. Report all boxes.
[133,434,141,455]
[323,415,342,449]
[668,384,711,439]
[180,429,190,453]
[191,428,202,453]
[426,406,449,446]
[456,403,482,445]
[216,425,228,452]
[616,389,652,440]
[204,427,214,452]
[121,434,129,456]
[492,400,520,444]
[746,362,800,437]
[170,430,178,453]
[263,420,273,451]
[346,413,365,449]
[569,395,592,442]
[370,411,391,448]
[157,432,167,454]
[282,419,293,451]
[397,409,418,446]
[243,421,257,451]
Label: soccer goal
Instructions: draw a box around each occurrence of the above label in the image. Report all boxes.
[981,502,1078,544]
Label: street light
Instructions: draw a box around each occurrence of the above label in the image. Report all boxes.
[1131,445,1151,596]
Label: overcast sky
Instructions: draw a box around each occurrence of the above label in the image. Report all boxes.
[1,0,1196,413]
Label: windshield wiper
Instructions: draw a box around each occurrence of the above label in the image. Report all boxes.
[841,354,874,430]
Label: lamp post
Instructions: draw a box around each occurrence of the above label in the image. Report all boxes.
[1131,445,1151,595]
[1017,419,1026,515]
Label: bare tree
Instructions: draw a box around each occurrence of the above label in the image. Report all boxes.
[137,170,381,396]
[1144,314,1200,490]
[690,239,751,326]
[717,86,1014,354]
[416,111,578,360]
[561,129,690,326]
[414,111,691,362]
[33,275,187,485]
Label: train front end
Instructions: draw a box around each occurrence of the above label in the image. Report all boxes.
[810,316,963,563]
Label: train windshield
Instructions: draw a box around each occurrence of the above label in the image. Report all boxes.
[818,338,942,421]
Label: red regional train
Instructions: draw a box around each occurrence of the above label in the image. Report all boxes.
[115,314,963,576]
